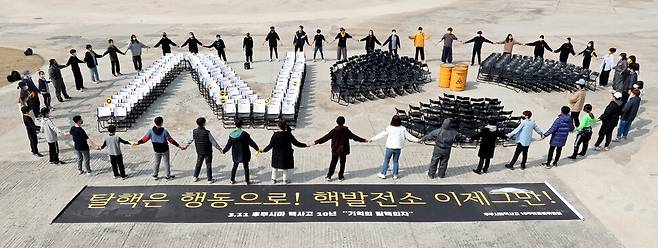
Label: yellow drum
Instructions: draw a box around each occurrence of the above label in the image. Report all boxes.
[450,65,468,91]
[439,64,453,88]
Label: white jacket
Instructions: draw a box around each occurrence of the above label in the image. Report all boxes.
[41,117,64,143]
[371,125,419,149]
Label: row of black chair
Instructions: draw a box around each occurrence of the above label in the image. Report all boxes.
[330,50,431,105]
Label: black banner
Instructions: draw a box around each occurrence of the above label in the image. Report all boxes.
[52,183,582,223]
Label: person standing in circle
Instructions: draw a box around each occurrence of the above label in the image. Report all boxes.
[464,30,494,65]
[154,32,177,56]
[204,34,227,62]
[265,26,281,62]
[127,34,149,71]
[65,49,85,91]
[181,32,203,54]
[293,25,310,53]
[243,32,254,63]
[262,121,310,184]
[333,27,352,61]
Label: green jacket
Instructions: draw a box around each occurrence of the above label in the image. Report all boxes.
[575,113,597,132]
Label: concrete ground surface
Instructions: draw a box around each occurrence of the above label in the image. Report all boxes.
[1,0,657,247]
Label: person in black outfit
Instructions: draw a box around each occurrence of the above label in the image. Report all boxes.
[464,30,494,65]
[554,37,576,63]
[359,30,381,54]
[37,71,52,110]
[204,34,227,62]
[594,92,624,150]
[181,32,203,54]
[21,106,42,157]
[65,49,85,90]
[312,29,327,62]
[182,117,223,184]
[264,26,281,61]
[243,33,254,63]
[103,39,126,76]
[18,80,39,118]
[84,44,103,83]
[382,29,401,56]
[293,25,310,52]
[578,41,597,69]
[262,121,309,184]
[314,116,367,181]
[154,32,178,56]
[471,124,507,174]
[47,59,71,101]
[222,120,259,184]
[21,71,41,117]
[333,27,353,61]
[525,35,553,59]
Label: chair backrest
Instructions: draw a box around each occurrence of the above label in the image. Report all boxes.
[113,107,128,117]
[224,103,237,114]
[97,107,112,118]
[267,103,281,115]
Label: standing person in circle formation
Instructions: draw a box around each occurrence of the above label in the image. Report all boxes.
[333,27,352,61]
[293,25,310,53]
[578,41,597,69]
[382,29,401,56]
[154,32,177,56]
[314,116,367,181]
[464,30,494,66]
[181,32,203,54]
[265,26,281,62]
[205,34,227,62]
[312,29,327,62]
[243,32,254,64]
[359,30,381,54]
[554,37,576,63]
[525,35,553,59]
[262,121,310,184]
[103,39,126,76]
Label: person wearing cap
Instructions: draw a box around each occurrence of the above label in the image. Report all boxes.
[554,37,576,63]
[463,30,494,66]
[594,92,624,151]
[437,27,460,63]
[525,35,553,59]
[154,32,178,56]
[83,44,104,83]
[265,26,281,62]
[332,27,352,61]
[65,49,85,91]
[615,89,642,142]
[293,25,310,53]
[204,34,227,62]
[599,48,616,87]
[408,26,430,62]
[568,79,587,128]
[542,106,574,168]
[382,29,401,56]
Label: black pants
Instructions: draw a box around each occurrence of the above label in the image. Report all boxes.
[595,127,614,147]
[26,129,38,154]
[571,129,592,157]
[313,47,324,59]
[269,46,278,59]
[599,70,611,86]
[547,146,563,165]
[582,56,592,69]
[295,45,304,52]
[30,98,41,117]
[53,80,69,101]
[132,56,142,71]
[471,48,482,65]
[217,49,227,62]
[245,49,253,63]
[508,143,529,168]
[327,154,347,179]
[415,47,425,61]
[48,142,60,162]
[42,93,51,110]
[571,111,580,129]
[194,153,213,180]
[474,157,491,172]
[109,155,126,177]
[231,162,250,182]
[111,60,121,75]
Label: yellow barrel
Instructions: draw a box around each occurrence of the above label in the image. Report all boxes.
[450,65,468,91]
[439,64,453,88]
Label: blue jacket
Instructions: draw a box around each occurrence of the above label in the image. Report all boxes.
[543,114,573,147]
[506,119,543,146]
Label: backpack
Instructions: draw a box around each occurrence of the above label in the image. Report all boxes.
[24,48,33,56]
[243,62,251,70]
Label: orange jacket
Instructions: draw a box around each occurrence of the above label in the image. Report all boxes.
[409,32,430,47]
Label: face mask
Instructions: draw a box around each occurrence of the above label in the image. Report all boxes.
[216,38,220,41]
[540,38,544,41]
[72,53,77,56]
[189,35,193,38]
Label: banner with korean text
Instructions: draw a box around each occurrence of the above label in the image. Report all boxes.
[52,182,582,223]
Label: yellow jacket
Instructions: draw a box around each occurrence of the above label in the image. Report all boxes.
[409,32,430,47]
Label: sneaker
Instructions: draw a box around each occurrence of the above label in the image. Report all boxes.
[427,174,435,179]
[392,176,399,180]
[594,146,602,151]
[117,73,123,76]
[113,176,119,179]
[505,164,514,170]
[86,172,93,176]
[207,179,216,184]
[33,153,44,157]
[193,177,199,182]
[322,59,326,63]
[268,59,272,62]
[622,136,628,140]
[567,155,577,160]
[152,176,159,180]
[121,176,129,180]
[49,161,58,165]
[231,180,236,185]
[604,147,610,151]
[276,59,280,62]
[312,59,316,62]
[338,177,345,181]
[472,169,482,175]
[284,180,291,184]
[377,173,386,179]
[78,170,85,175]
[520,165,526,170]
[612,137,621,142]
[57,161,66,164]
[271,179,277,184]
[165,176,175,181]
[542,162,552,169]
[324,177,331,182]
[246,180,252,185]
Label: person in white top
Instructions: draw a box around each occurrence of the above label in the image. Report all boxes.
[40,107,69,164]
[599,47,616,86]
[370,116,419,179]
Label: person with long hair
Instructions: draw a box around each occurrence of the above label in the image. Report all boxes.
[578,41,597,69]
[496,33,523,54]
[599,48,616,86]
[181,32,203,54]
[471,121,507,174]
[612,52,628,88]
[359,30,381,54]
[371,115,420,179]
[262,121,310,184]
[126,34,149,71]
[568,104,597,159]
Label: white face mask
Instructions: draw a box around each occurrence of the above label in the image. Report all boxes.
[72,53,77,56]
[392,32,396,35]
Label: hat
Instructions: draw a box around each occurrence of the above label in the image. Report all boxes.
[576,79,586,85]
[613,92,622,99]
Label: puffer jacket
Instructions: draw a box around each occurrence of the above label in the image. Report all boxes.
[543,114,573,147]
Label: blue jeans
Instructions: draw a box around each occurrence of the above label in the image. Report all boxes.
[441,46,453,63]
[617,120,633,138]
[89,67,100,82]
[379,148,401,176]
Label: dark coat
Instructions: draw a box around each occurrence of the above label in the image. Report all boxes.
[84,51,103,68]
[599,100,623,132]
[102,46,125,61]
[465,36,494,51]
[621,96,641,121]
[544,114,573,147]
[472,128,506,158]
[555,42,575,62]
[181,38,202,54]
[154,37,177,54]
[360,35,381,50]
[382,34,401,50]
[315,126,366,156]
[222,130,259,163]
[263,130,308,169]
[66,55,84,83]
[525,40,553,57]
[293,31,310,47]
[204,39,226,50]
[266,31,280,47]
